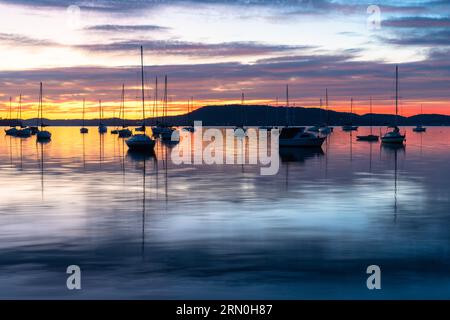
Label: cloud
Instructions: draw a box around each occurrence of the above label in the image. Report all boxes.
[77,40,310,57]
[85,24,170,32]
[383,16,450,28]
[0,33,59,47]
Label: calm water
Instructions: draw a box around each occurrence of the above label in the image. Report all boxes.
[1,126,450,299]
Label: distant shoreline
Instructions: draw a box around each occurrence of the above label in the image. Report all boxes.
[1,104,450,126]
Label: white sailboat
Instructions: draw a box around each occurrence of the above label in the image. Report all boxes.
[126,46,156,151]
[381,65,406,144]
[36,82,52,141]
[182,96,195,132]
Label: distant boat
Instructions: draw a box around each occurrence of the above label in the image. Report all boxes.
[4,97,19,136]
[118,84,132,138]
[319,89,333,134]
[279,127,326,147]
[80,98,89,133]
[15,95,32,138]
[182,96,195,132]
[36,82,52,141]
[342,98,358,131]
[159,76,177,141]
[152,75,176,139]
[413,104,426,132]
[98,100,107,134]
[381,65,406,145]
[126,46,156,152]
[357,97,379,141]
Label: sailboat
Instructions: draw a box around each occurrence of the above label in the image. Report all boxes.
[319,88,333,134]
[159,75,177,141]
[118,84,132,138]
[16,94,32,137]
[413,104,426,132]
[279,85,325,148]
[182,96,195,132]
[152,75,175,138]
[342,98,358,131]
[126,46,156,151]
[381,65,406,144]
[4,97,19,136]
[98,100,107,133]
[111,111,119,134]
[36,82,52,141]
[308,98,323,132]
[234,92,247,134]
[80,98,89,133]
[357,97,379,141]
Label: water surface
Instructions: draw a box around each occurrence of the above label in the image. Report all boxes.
[1,126,450,299]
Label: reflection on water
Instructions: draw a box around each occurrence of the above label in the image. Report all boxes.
[1,127,450,299]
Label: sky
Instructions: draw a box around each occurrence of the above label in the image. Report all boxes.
[0,0,449,119]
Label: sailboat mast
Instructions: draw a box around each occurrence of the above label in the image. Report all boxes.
[140,46,145,127]
[155,77,159,124]
[395,65,399,125]
[285,84,289,127]
[370,97,373,135]
[39,82,43,128]
[82,98,85,127]
[122,84,125,127]
[326,88,329,126]
[164,75,168,121]
[19,94,22,122]
[9,96,12,124]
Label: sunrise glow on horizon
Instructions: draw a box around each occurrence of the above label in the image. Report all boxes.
[1,0,449,119]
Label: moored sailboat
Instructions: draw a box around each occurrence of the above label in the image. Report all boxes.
[36,82,52,141]
[357,97,379,141]
[381,65,406,145]
[80,98,89,133]
[126,46,156,151]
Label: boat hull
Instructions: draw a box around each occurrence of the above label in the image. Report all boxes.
[381,136,405,144]
[126,134,156,151]
[280,137,326,147]
[413,127,426,132]
[118,129,132,138]
[357,135,379,141]
[80,128,89,134]
[37,130,51,141]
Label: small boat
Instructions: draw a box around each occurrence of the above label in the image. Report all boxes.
[80,98,89,134]
[36,82,52,141]
[279,127,325,147]
[4,97,18,136]
[342,98,358,131]
[117,84,132,138]
[357,97,379,141]
[381,126,406,144]
[126,46,156,152]
[413,105,426,132]
[182,96,196,132]
[413,125,426,132]
[381,66,405,145]
[15,95,32,138]
[98,100,107,133]
[319,90,333,135]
